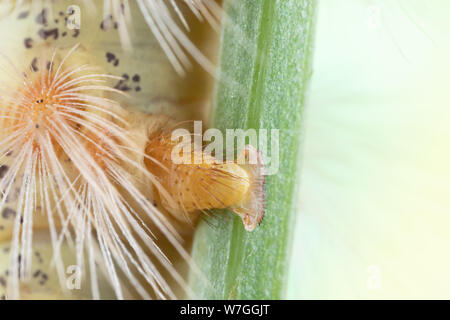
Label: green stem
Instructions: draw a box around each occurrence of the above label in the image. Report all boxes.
[189,0,317,299]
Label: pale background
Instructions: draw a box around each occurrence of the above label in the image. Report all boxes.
[288,0,450,299]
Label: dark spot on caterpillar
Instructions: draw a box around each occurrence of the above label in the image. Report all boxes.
[132,74,140,82]
[33,270,41,278]
[0,165,8,179]
[13,255,23,275]
[100,15,114,30]
[31,57,38,72]
[59,11,64,17]
[17,11,29,19]
[2,208,16,220]
[72,29,80,38]
[39,273,48,285]
[0,277,5,288]
[114,80,130,92]
[35,124,40,129]
[0,225,3,230]
[35,251,43,264]
[24,38,33,49]
[115,75,141,92]
[38,28,59,40]
[62,31,67,37]
[54,19,59,24]
[106,52,116,63]
[118,83,130,91]
[35,9,48,26]
[106,52,120,67]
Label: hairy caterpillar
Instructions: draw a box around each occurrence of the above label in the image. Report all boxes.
[0,0,265,300]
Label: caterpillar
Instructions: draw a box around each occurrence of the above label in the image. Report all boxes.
[0,0,265,300]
